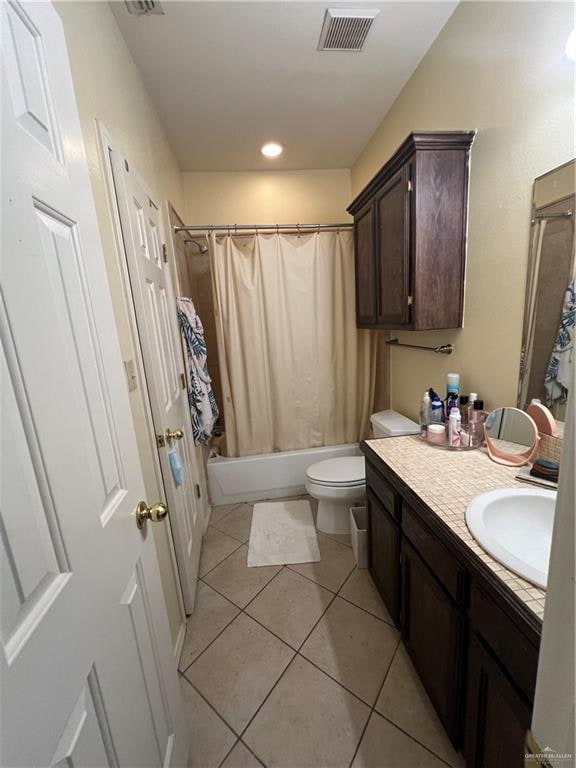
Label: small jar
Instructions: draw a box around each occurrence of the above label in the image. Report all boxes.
[427,424,446,445]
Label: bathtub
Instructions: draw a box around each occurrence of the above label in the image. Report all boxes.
[207,443,361,506]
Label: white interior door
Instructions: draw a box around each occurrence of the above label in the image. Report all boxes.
[109,154,203,614]
[0,2,186,765]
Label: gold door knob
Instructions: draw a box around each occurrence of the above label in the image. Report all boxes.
[135,500,169,529]
[165,428,184,443]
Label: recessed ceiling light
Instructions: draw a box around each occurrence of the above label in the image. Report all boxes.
[261,142,283,158]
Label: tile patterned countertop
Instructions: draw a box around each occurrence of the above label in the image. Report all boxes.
[365,435,546,620]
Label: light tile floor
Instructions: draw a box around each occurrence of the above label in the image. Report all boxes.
[180,497,464,768]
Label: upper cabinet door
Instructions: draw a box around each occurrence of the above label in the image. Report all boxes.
[375,166,411,327]
[348,131,475,331]
[354,199,377,326]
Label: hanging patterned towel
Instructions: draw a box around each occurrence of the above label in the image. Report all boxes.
[177,297,219,444]
[545,278,575,405]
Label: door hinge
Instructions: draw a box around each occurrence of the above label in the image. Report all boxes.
[156,433,166,448]
[162,243,168,263]
[180,372,186,389]
[194,483,201,499]
[407,295,414,306]
[407,179,413,192]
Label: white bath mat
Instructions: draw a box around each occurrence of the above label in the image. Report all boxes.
[247,500,321,567]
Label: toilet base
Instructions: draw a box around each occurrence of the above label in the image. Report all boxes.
[316,497,362,535]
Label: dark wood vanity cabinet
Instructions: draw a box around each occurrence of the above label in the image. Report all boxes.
[367,489,401,626]
[363,448,541,764]
[401,538,466,745]
[464,635,532,768]
[348,131,475,330]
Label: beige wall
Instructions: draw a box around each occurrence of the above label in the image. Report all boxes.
[352,1,574,421]
[182,169,352,225]
[56,1,185,646]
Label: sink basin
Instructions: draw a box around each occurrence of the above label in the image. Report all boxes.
[466,488,556,589]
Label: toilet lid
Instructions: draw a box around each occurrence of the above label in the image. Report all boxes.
[305,457,365,486]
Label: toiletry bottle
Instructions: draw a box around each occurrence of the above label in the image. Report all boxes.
[470,399,485,422]
[467,393,478,423]
[447,373,460,396]
[445,373,460,418]
[459,395,469,427]
[446,393,459,417]
[419,391,431,437]
[448,407,461,447]
[468,399,485,446]
[430,395,444,423]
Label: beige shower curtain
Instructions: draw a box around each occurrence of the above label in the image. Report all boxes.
[210,230,376,457]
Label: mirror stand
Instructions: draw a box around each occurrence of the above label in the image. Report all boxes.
[484,407,540,467]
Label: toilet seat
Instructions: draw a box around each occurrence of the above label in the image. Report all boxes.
[305,457,365,487]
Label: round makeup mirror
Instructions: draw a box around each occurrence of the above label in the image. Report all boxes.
[484,407,540,466]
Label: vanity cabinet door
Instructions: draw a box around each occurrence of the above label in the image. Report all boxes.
[353,199,377,326]
[367,489,401,626]
[374,165,412,328]
[464,634,531,768]
[401,539,465,747]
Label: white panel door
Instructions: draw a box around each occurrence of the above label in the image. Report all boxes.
[0,2,186,766]
[109,155,203,614]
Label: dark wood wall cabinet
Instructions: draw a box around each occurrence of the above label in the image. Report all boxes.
[362,444,541,767]
[348,131,476,330]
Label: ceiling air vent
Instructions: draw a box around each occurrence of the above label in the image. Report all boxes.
[125,1,164,16]
[318,8,379,52]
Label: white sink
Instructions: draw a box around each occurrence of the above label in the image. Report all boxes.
[466,488,556,589]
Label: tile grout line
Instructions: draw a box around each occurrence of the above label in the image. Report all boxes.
[336,590,397,628]
[348,637,401,768]
[198,532,244,579]
[375,711,460,768]
[232,583,344,746]
[216,738,239,768]
[203,564,286,616]
[236,652,300,744]
[181,568,287,673]
[179,602,240,674]
[197,501,462,767]
[180,671,243,738]
[347,636,463,768]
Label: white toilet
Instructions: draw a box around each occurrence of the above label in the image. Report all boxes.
[305,410,420,534]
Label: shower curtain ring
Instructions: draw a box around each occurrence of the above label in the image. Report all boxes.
[276,224,279,236]
[297,224,301,238]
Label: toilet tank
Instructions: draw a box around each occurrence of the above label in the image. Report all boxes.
[370,410,420,438]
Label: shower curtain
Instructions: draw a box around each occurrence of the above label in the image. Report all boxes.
[210,230,376,457]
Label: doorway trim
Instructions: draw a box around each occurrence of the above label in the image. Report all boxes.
[95,120,188,654]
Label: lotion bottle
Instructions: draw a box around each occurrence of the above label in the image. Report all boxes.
[419,392,431,437]
[448,407,462,447]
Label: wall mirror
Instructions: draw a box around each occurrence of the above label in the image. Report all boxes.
[484,407,539,466]
[518,159,575,424]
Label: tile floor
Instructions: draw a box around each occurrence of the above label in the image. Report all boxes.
[180,497,464,768]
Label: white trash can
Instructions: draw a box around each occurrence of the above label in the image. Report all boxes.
[350,506,368,569]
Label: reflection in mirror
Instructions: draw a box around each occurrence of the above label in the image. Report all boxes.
[519,159,575,422]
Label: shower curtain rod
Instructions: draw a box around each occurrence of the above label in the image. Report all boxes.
[174,222,354,234]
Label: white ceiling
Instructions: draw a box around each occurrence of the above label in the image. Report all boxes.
[111,1,458,171]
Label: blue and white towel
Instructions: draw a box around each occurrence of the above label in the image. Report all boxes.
[545,278,575,405]
[177,297,219,444]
